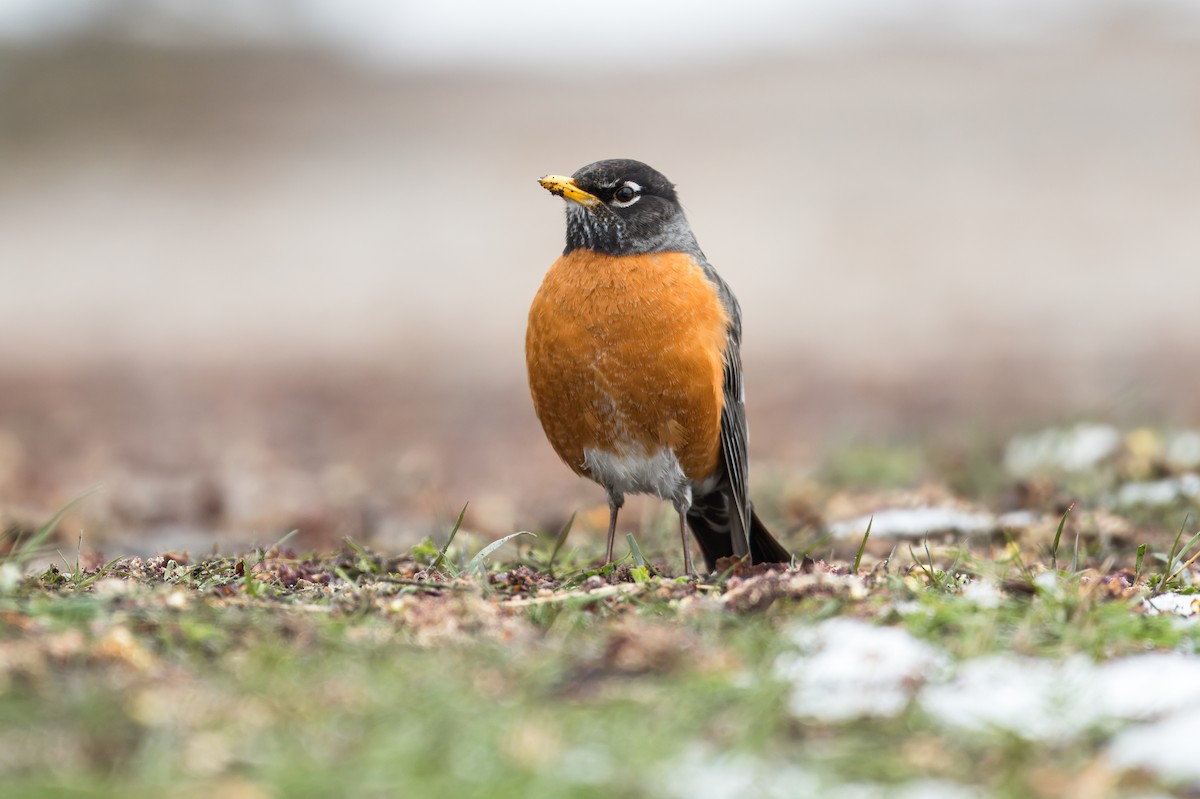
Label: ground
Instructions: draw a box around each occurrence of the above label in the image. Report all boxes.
[4,426,1200,799]
[4,30,1200,799]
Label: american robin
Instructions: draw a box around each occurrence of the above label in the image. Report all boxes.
[526,158,791,575]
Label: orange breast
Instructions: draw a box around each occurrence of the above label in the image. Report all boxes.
[525,250,729,483]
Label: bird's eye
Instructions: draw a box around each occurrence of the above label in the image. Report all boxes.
[614,185,638,203]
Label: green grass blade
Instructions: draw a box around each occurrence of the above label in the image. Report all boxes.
[1154,513,1192,595]
[922,539,940,590]
[431,502,469,573]
[547,512,576,573]
[333,565,358,590]
[626,533,647,568]
[1049,504,1073,572]
[245,563,261,598]
[2,488,99,567]
[853,516,873,575]
[908,542,936,586]
[344,536,380,575]
[1159,526,1200,593]
[799,533,832,560]
[72,528,83,581]
[1134,543,1147,585]
[74,556,125,590]
[269,529,300,552]
[467,531,535,574]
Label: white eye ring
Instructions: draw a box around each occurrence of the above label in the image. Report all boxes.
[611,181,642,208]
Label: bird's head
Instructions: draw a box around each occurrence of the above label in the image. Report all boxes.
[539,159,700,257]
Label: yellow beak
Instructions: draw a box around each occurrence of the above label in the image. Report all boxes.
[538,175,600,206]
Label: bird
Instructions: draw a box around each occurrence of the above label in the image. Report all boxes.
[526,158,791,575]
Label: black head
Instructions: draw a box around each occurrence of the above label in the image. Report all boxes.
[538,159,701,257]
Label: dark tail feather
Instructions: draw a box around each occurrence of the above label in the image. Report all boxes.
[687,493,792,571]
[747,508,792,566]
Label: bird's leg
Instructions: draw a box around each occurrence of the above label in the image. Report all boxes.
[678,513,696,576]
[604,492,623,565]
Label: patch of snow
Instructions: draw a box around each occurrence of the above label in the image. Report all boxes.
[661,747,982,799]
[777,618,948,721]
[774,612,1200,789]
[1113,474,1200,508]
[920,655,1102,740]
[921,652,1200,742]
[0,561,20,593]
[830,781,983,799]
[1109,711,1200,785]
[1166,431,1200,471]
[1143,593,1200,618]
[996,510,1039,529]
[1032,570,1062,596]
[1092,654,1200,719]
[660,746,821,799]
[890,600,927,616]
[1004,424,1121,475]
[827,507,996,540]
[960,579,1004,608]
[771,614,1200,788]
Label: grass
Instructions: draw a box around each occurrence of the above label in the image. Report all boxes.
[1152,513,1200,595]
[0,489,97,575]
[0,529,1196,799]
[4,435,1200,798]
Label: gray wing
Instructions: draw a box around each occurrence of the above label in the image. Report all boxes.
[700,262,753,557]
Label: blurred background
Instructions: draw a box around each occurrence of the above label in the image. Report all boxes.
[1,0,1198,556]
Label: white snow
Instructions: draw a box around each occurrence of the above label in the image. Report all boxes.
[1113,473,1200,508]
[1109,712,1200,784]
[1093,654,1200,720]
[776,618,1200,774]
[661,746,982,799]
[765,616,1200,787]
[919,652,1200,741]
[960,579,1004,608]
[1004,424,1122,475]
[661,746,821,799]
[832,781,983,799]
[1166,431,1200,471]
[827,507,998,541]
[1143,593,1200,617]
[919,655,1101,740]
[775,618,948,721]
